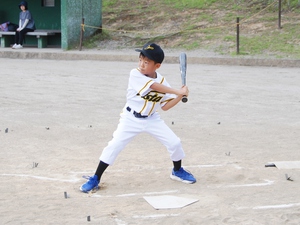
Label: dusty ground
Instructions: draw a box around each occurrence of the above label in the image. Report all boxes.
[1,58,300,224]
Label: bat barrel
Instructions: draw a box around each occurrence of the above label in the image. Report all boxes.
[179,52,188,103]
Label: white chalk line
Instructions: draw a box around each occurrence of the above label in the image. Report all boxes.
[238,203,300,210]
[118,189,179,197]
[233,164,243,170]
[1,173,80,183]
[254,203,300,209]
[185,164,223,168]
[225,179,274,188]
[115,218,127,225]
[71,171,93,174]
[132,213,180,219]
[92,190,179,198]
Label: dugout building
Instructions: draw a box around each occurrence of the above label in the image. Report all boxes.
[0,0,102,49]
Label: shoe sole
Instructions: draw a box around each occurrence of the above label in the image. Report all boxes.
[170,174,196,184]
[80,185,99,193]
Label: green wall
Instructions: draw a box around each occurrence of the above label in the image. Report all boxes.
[61,0,102,49]
[0,0,61,46]
[0,0,61,29]
[0,0,102,49]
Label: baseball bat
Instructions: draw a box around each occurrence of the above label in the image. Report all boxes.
[179,52,188,103]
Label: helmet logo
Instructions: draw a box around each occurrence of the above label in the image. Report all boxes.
[144,45,154,50]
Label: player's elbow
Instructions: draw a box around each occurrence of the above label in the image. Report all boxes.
[161,105,172,111]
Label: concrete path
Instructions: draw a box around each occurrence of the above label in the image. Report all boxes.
[0,47,300,67]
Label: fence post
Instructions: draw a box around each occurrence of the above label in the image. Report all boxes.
[278,0,282,29]
[236,17,240,54]
[79,18,85,51]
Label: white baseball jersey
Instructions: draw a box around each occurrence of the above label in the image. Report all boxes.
[99,68,185,165]
[126,68,176,116]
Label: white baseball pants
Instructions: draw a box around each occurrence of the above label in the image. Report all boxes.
[99,109,185,165]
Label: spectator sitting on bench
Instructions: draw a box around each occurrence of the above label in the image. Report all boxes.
[12,1,36,49]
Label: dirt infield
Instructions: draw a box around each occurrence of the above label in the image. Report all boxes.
[1,58,300,224]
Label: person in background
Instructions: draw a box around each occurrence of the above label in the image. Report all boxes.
[12,1,36,49]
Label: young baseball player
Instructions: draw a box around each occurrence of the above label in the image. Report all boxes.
[80,43,196,193]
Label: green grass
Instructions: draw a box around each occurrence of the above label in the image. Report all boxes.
[163,0,217,9]
[239,23,300,58]
[86,0,300,59]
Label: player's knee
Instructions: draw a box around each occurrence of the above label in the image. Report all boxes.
[169,137,182,150]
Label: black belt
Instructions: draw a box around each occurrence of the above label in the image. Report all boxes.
[126,106,148,118]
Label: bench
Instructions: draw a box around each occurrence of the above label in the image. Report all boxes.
[0,30,61,48]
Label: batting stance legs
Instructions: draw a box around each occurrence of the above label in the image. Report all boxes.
[80,109,194,193]
[100,109,185,165]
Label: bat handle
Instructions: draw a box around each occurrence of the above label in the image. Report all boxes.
[182,96,188,103]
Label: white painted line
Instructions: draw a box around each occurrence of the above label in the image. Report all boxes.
[1,173,79,183]
[132,214,180,219]
[115,218,127,225]
[253,203,300,210]
[185,164,223,168]
[71,171,93,174]
[117,193,137,197]
[233,164,243,170]
[144,190,179,195]
[238,203,300,210]
[92,190,179,198]
[225,179,274,188]
[117,190,179,197]
[91,195,114,198]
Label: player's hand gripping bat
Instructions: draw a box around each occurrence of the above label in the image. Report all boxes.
[179,52,188,103]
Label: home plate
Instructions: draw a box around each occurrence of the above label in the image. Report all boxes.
[265,161,300,169]
[143,195,198,210]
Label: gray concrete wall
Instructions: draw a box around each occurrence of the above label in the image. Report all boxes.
[61,0,102,49]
